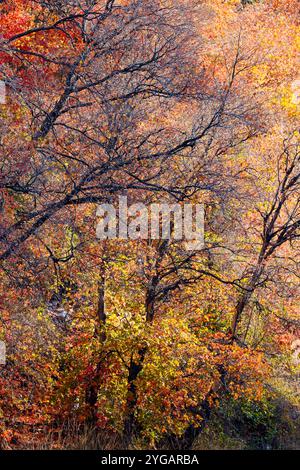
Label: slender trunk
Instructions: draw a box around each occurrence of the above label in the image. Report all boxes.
[123,277,154,441]
[231,264,264,339]
[95,268,106,339]
[145,277,159,323]
[86,262,106,422]
[123,240,169,441]
[123,347,147,443]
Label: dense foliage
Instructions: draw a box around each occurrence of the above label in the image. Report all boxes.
[0,0,299,449]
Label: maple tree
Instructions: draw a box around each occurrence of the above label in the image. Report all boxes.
[0,0,299,450]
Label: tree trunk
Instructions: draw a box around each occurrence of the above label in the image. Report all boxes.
[123,240,169,442]
[231,264,264,339]
[86,262,106,422]
[123,347,147,443]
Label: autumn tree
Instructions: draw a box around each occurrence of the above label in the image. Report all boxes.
[0,0,299,450]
